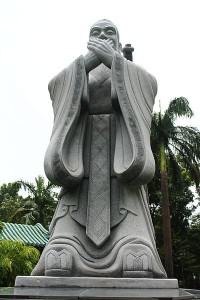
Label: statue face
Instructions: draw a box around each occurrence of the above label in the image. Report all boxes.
[90,20,120,51]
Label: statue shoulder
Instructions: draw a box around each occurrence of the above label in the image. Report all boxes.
[127,60,157,98]
[48,56,85,100]
[48,68,67,98]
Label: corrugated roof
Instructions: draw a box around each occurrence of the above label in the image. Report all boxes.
[0,222,50,247]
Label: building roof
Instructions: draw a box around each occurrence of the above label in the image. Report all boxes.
[0,222,49,247]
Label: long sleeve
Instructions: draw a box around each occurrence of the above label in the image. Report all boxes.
[111,53,156,186]
[44,56,88,187]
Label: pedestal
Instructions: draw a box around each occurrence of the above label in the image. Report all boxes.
[11,276,195,299]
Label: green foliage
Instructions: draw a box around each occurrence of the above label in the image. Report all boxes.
[0,176,58,228]
[0,240,40,287]
[149,96,200,283]
[0,197,26,224]
[0,182,26,223]
[165,97,193,119]
[173,213,200,288]
[151,98,200,187]
[18,176,58,228]
[0,221,4,234]
[149,170,200,288]
[0,182,21,203]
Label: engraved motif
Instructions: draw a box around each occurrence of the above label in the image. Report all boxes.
[45,249,72,271]
[123,251,151,271]
[86,115,110,246]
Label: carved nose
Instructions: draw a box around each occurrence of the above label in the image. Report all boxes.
[99,32,107,39]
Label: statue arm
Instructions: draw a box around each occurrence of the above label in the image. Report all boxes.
[84,50,100,74]
[112,54,156,186]
[44,56,88,187]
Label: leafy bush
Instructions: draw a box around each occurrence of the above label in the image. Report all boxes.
[0,240,40,287]
[0,221,4,233]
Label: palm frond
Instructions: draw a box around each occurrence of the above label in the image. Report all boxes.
[175,126,200,158]
[169,141,200,187]
[165,97,194,121]
[18,180,36,195]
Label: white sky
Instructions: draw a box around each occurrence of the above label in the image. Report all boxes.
[0,0,200,188]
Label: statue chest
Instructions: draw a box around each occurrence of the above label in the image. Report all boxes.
[88,68,113,115]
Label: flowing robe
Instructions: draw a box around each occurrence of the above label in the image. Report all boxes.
[45,53,156,190]
[32,53,166,278]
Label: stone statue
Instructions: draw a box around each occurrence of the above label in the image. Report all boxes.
[32,19,167,279]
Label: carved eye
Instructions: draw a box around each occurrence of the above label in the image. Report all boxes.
[91,30,100,37]
[106,29,115,36]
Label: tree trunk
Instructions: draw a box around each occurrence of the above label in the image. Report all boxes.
[160,142,174,278]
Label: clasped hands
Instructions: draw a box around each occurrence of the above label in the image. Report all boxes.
[84,38,115,73]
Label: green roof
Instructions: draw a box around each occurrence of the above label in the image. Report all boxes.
[0,222,49,247]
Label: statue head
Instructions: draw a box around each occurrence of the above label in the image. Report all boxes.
[89,19,122,52]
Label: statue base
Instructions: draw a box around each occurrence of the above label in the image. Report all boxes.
[13,277,195,299]
[15,276,178,289]
[0,287,195,299]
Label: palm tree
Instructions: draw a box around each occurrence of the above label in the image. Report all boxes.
[18,176,58,228]
[151,97,200,278]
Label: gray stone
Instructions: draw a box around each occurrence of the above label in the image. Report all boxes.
[86,114,111,246]
[14,287,84,299]
[15,276,178,289]
[45,249,72,276]
[16,19,170,284]
[79,288,190,299]
[0,287,195,299]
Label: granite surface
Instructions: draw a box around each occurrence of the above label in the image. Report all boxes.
[15,277,178,289]
[0,287,196,299]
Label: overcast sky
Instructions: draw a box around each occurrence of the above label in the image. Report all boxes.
[0,0,200,187]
